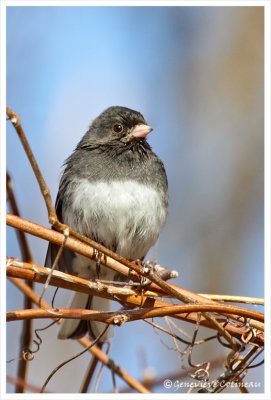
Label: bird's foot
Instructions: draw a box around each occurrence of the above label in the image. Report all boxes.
[145,260,179,281]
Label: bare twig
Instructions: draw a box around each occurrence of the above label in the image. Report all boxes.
[6,172,34,393]
[199,293,264,306]
[6,259,130,301]
[6,107,58,226]
[6,304,264,325]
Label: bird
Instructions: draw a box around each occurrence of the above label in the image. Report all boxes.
[45,106,168,341]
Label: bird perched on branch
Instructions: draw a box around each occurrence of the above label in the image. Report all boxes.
[45,106,168,341]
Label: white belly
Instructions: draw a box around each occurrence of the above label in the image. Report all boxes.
[63,179,167,260]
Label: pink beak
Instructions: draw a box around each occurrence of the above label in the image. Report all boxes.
[130,124,153,139]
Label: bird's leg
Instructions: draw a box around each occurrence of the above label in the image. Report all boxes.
[133,259,152,287]
[136,259,179,287]
[145,260,179,281]
[95,251,102,279]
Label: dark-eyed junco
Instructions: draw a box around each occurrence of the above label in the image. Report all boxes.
[45,106,168,341]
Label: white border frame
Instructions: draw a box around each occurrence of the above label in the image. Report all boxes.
[1,1,270,399]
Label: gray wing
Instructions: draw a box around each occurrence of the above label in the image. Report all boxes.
[44,193,76,275]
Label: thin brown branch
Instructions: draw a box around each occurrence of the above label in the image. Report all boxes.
[7,259,265,329]
[6,260,264,345]
[80,342,103,393]
[6,107,58,225]
[199,293,264,306]
[6,259,129,301]
[8,278,150,394]
[6,172,34,393]
[7,304,264,324]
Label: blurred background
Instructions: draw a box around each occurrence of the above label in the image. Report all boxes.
[6,5,264,394]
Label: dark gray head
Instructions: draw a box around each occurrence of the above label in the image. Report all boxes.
[82,106,153,144]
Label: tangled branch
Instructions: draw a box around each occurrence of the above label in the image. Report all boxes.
[6,216,264,347]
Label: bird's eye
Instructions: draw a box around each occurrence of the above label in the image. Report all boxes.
[112,124,123,134]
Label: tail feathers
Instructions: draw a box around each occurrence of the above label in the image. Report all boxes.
[90,296,113,340]
[58,293,89,340]
[58,293,112,341]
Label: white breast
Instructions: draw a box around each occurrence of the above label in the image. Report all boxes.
[63,179,167,260]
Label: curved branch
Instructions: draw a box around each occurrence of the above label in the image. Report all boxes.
[7,303,264,324]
